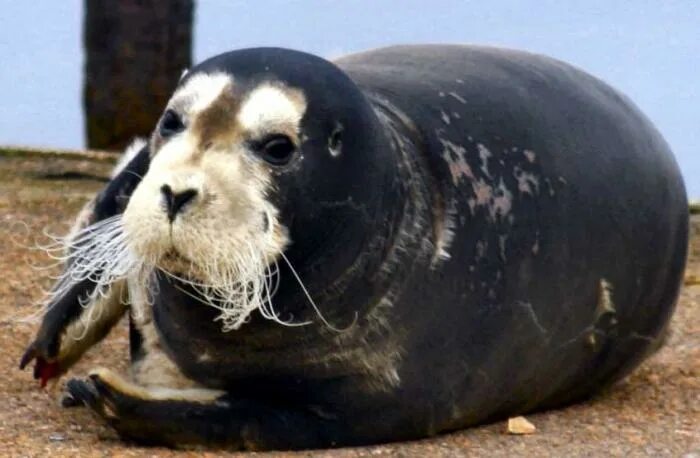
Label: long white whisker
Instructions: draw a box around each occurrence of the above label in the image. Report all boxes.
[279,252,355,333]
[155,238,313,330]
[32,216,141,320]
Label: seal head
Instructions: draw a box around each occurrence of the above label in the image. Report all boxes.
[122,48,399,331]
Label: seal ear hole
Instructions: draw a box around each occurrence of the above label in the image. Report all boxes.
[328,125,343,158]
[256,134,297,166]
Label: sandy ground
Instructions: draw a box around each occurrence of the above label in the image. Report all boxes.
[0,152,697,457]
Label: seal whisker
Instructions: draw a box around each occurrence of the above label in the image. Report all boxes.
[279,252,356,333]
[36,216,140,314]
[123,169,145,180]
[156,243,310,330]
[257,256,308,327]
[15,215,140,327]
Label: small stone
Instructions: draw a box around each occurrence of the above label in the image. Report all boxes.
[48,432,66,442]
[506,416,536,435]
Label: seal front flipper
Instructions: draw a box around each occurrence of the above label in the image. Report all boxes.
[66,369,344,450]
[20,280,127,386]
[20,142,151,385]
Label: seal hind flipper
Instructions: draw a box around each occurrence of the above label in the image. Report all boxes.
[20,143,151,384]
[65,368,343,450]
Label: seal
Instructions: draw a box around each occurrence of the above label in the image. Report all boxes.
[20,45,688,450]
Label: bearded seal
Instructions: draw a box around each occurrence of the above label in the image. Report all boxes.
[20,45,688,450]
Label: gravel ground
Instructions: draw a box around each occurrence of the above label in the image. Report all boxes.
[0,153,697,457]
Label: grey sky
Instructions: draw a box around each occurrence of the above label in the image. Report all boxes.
[0,0,697,196]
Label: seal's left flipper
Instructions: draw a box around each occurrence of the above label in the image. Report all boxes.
[66,368,344,450]
[20,280,127,386]
[20,142,151,385]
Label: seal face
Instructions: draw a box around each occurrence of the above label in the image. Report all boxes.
[121,49,399,335]
[123,71,299,330]
[21,45,688,450]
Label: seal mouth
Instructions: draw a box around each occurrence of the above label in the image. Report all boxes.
[161,247,185,261]
[158,247,193,276]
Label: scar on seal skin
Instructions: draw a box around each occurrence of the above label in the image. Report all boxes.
[20,45,687,450]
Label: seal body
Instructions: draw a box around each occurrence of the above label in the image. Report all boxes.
[23,45,688,449]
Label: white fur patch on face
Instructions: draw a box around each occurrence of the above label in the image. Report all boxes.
[237,84,307,137]
[170,72,233,115]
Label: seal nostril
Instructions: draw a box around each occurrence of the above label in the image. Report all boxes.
[160,184,173,198]
[172,189,198,215]
[160,185,174,215]
[161,185,197,222]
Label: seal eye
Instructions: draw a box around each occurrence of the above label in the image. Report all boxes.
[256,134,297,166]
[160,109,185,138]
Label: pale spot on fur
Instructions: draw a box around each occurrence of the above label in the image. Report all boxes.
[467,178,513,222]
[437,137,513,223]
[514,166,540,195]
[432,198,458,263]
[498,234,508,261]
[237,84,307,138]
[490,178,513,221]
[448,92,467,104]
[472,179,493,206]
[439,137,473,184]
[440,110,451,125]
[597,279,615,317]
[477,143,491,177]
[523,149,536,163]
[198,352,213,362]
[532,235,540,255]
[172,72,233,114]
[475,240,487,259]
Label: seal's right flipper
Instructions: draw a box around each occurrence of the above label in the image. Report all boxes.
[20,142,151,385]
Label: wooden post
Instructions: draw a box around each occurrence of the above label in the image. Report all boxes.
[83,0,194,150]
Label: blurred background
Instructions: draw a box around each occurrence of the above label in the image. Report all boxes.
[0,0,697,196]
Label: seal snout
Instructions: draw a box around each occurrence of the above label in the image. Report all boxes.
[160,184,198,222]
